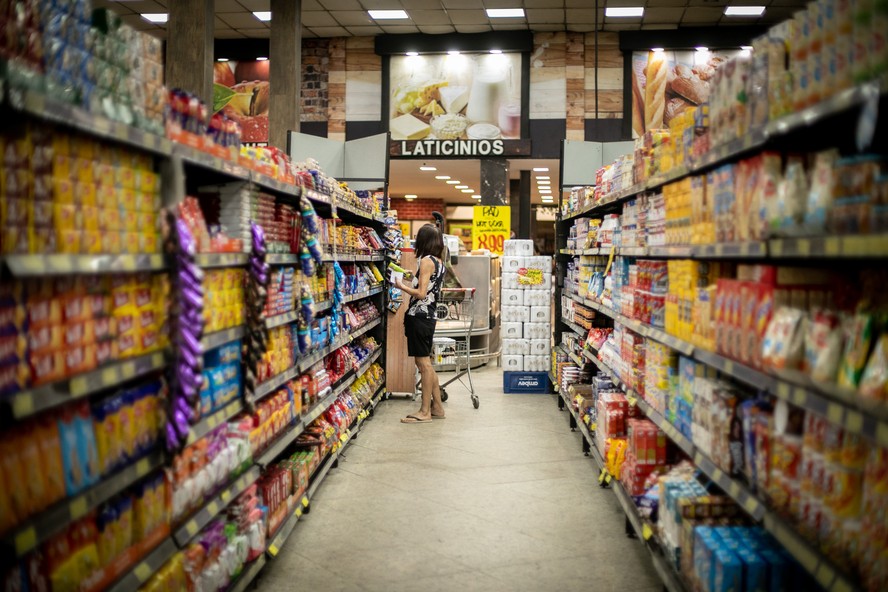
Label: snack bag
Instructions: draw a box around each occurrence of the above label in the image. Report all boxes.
[804,308,845,382]
[859,334,888,402]
[837,312,877,389]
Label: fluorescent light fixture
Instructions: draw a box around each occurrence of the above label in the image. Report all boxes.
[741,45,753,51]
[486,8,525,17]
[533,167,548,172]
[472,195,481,199]
[724,5,765,16]
[540,189,552,194]
[740,46,752,57]
[696,46,709,52]
[368,9,409,19]
[536,176,550,180]
[490,49,503,54]
[541,198,554,202]
[419,166,436,171]
[446,180,460,185]
[435,175,450,180]
[404,194,417,200]
[448,50,460,56]
[141,13,168,23]
[216,58,229,62]
[455,185,468,189]
[406,51,419,56]
[256,56,268,61]
[461,189,474,193]
[253,11,271,21]
[538,182,551,187]
[651,47,665,53]
[605,6,644,17]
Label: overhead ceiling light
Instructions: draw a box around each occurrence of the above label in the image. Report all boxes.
[369,9,409,19]
[541,197,554,201]
[253,11,271,21]
[435,175,450,180]
[448,50,460,56]
[724,5,765,16]
[419,166,436,171]
[540,189,552,194]
[486,8,525,17]
[537,176,550,180]
[141,13,168,23]
[538,182,551,187]
[446,180,460,184]
[490,49,502,54]
[216,58,229,62]
[256,56,268,61]
[404,194,417,200]
[461,189,474,193]
[533,167,548,172]
[406,51,419,56]
[651,47,665,53]
[605,6,644,17]
[455,185,468,189]
[739,46,752,57]
[696,46,709,52]
[472,195,481,199]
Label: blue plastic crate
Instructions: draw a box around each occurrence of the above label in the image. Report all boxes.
[503,371,551,394]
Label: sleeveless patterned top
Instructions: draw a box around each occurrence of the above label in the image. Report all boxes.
[407,255,445,321]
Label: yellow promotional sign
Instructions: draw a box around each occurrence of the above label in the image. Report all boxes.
[398,221,411,238]
[472,205,511,255]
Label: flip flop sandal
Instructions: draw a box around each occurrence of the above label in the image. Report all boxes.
[401,414,432,424]
[431,415,446,420]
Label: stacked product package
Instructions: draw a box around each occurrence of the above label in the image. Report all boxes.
[501,240,552,373]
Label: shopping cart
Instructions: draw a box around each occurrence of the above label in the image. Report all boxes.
[415,288,479,409]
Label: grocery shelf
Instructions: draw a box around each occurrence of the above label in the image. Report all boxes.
[266,494,310,558]
[6,86,172,157]
[566,350,585,368]
[266,300,331,330]
[187,400,245,445]
[322,251,386,263]
[228,556,267,592]
[268,252,385,265]
[343,284,384,303]
[561,318,588,338]
[692,242,767,258]
[173,466,262,546]
[549,371,558,391]
[769,234,888,258]
[106,536,179,592]
[195,253,249,268]
[2,253,165,277]
[3,451,164,558]
[266,253,301,265]
[256,419,306,467]
[173,144,254,185]
[558,81,884,221]
[5,350,167,420]
[201,325,246,351]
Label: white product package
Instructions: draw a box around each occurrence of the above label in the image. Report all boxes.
[524,256,551,271]
[524,322,551,340]
[502,322,523,339]
[524,290,549,307]
[501,256,524,272]
[501,289,524,305]
[502,339,530,355]
[530,273,552,291]
[502,272,519,290]
[502,355,524,371]
[530,339,549,355]
[530,306,550,323]
[504,239,533,256]
[502,305,530,323]
[524,355,547,372]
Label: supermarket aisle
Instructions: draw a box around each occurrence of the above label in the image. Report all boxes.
[258,365,661,592]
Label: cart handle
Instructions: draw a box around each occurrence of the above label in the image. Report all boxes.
[441,288,476,296]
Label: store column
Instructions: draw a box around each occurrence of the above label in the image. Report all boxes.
[166,0,214,107]
[269,0,302,149]
[516,169,531,238]
[480,159,508,206]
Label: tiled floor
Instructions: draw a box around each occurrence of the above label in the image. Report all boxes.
[258,365,662,592]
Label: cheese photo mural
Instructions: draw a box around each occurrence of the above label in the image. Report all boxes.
[389,53,523,142]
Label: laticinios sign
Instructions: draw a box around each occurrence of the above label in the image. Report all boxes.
[390,139,530,157]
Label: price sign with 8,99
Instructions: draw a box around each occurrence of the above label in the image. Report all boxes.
[472,205,510,255]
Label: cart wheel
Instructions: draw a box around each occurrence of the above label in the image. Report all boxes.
[471,395,479,409]
[441,389,448,402]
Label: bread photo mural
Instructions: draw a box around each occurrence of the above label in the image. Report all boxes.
[631,49,737,138]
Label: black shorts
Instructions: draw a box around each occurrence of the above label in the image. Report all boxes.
[404,315,436,358]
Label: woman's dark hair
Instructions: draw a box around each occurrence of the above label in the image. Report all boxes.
[414,223,444,259]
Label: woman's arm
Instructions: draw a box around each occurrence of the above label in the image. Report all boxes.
[397,258,433,298]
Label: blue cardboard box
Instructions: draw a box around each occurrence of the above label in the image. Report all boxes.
[503,371,550,394]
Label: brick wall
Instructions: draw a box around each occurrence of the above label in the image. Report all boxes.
[389,198,446,222]
[301,39,329,122]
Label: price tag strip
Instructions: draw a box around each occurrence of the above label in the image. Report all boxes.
[173,466,262,547]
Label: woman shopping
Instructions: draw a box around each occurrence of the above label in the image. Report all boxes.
[397,224,447,424]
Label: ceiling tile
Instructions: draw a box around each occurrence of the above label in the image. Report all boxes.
[319,0,364,9]
[302,0,325,9]
[603,22,643,30]
[218,12,267,28]
[526,0,564,6]
[334,10,376,25]
[398,0,448,7]
[687,0,728,6]
[646,0,689,5]
[607,0,649,6]
[441,0,484,8]
[454,24,493,32]
[309,25,352,36]
[532,23,567,30]
[680,6,723,21]
[214,0,243,10]
[303,11,340,26]
[566,8,600,22]
[566,23,598,31]
[641,23,680,28]
[526,8,565,23]
[105,0,165,11]
[417,24,457,33]
[409,9,451,24]
[483,0,530,7]
[236,0,270,9]
[447,9,487,23]
[240,27,272,37]
[643,7,686,21]
[302,29,319,37]
[379,24,421,33]
[214,29,247,39]
[345,24,385,34]
[565,0,593,5]
[214,16,229,28]
[360,0,405,8]
[490,23,529,30]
